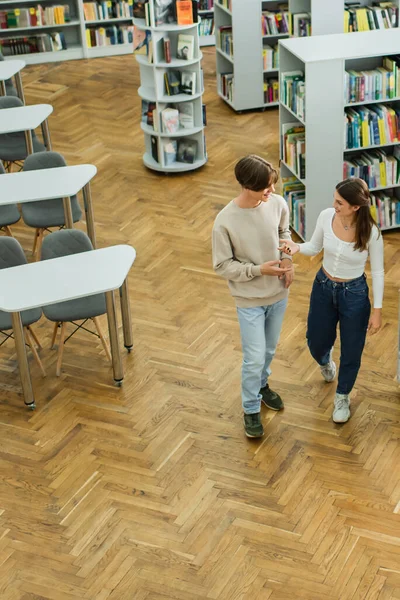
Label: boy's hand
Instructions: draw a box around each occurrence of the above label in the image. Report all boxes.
[260,260,292,277]
[279,258,294,288]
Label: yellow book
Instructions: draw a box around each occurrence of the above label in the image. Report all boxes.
[86,28,91,48]
[361,119,369,147]
[377,118,386,144]
[379,161,386,187]
[344,10,349,32]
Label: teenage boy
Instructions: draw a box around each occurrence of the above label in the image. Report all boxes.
[212,155,294,438]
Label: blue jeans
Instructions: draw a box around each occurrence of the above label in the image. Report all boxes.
[307,268,371,395]
[237,298,288,414]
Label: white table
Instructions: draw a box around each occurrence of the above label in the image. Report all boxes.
[0,60,25,103]
[0,165,98,246]
[0,104,53,155]
[0,245,136,408]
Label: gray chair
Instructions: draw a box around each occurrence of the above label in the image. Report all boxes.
[0,159,20,236]
[0,96,45,172]
[41,229,111,376]
[21,151,82,259]
[0,52,18,97]
[0,237,45,376]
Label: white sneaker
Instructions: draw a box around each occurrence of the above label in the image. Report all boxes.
[320,358,337,382]
[332,393,350,423]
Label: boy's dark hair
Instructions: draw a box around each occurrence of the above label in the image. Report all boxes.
[234,154,278,192]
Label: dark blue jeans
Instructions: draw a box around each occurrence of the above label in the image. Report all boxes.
[307,268,371,395]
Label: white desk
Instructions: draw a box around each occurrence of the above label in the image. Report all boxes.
[0,165,98,245]
[0,104,53,155]
[0,60,25,103]
[0,245,136,408]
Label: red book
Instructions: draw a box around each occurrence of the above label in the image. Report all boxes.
[164,38,171,63]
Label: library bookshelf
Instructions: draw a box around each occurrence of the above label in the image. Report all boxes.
[279,28,400,242]
[199,2,214,47]
[134,0,207,173]
[0,0,134,64]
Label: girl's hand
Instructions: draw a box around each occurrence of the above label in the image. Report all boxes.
[368,309,382,335]
[278,239,300,256]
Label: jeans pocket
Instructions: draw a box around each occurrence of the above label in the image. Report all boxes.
[346,283,368,296]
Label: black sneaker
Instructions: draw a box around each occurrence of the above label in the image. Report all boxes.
[260,384,284,411]
[243,413,264,438]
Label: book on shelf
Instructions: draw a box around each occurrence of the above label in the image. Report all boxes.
[264,78,279,104]
[217,25,232,56]
[83,2,134,21]
[291,12,311,37]
[345,58,400,103]
[181,71,196,94]
[177,138,198,163]
[282,177,306,239]
[371,190,400,228]
[133,1,147,19]
[161,107,180,133]
[344,1,398,32]
[202,103,206,125]
[178,101,195,128]
[163,139,178,165]
[280,71,305,120]
[0,31,67,55]
[261,6,289,35]
[199,15,214,36]
[177,33,194,59]
[86,24,133,47]
[263,44,278,71]
[154,0,176,26]
[219,72,233,101]
[176,0,194,25]
[343,146,400,189]
[345,104,400,149]
[141,100,157,126]
[151,135,159,162]
[282,123,305,180]
[199,0,213,9]
[217,0,231,10]
[163,36,171,62]
[164,70,182,95]
[0,5,71,29]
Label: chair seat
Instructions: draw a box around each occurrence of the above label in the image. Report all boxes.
[0,132,45,162]
[0,307,41,331]
[43,293,106,322]
[0,203,20,227]
[21,195,82,228]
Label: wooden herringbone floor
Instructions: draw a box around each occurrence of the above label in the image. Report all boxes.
[1,48,400,599]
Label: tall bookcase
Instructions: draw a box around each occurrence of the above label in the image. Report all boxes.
[0,0,134,64]
[134,0,207,173]
[279,28,400,241]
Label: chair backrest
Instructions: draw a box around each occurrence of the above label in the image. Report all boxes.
[41,229,93,261]
[0,236,27,269]
[23,151,67,172]
[0,95,23,110]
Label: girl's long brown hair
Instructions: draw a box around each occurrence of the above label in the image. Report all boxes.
[335,178,379,252]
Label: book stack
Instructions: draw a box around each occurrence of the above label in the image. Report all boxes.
[280,70,305,119]
[261,7,290,35]
[217,25,232,56]
[0,32,66,54]
[370,191,400,228]
[343,146,400,188]
[345,104,400,149]
[344,1,398,32]
[283,177,306,238]
[263,44,278,71]
[345,57,400,103]
[264,78,279,104]
[282,123,305,180]
[83,1,134,21]
[86,24,133,46]
[199,15,214,36]
[291,11,311,37]
[0,5,70,28]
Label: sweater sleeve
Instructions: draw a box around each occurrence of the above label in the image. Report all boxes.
[368,227,384,309]
[212,223,262,281]
[298,211,324,256]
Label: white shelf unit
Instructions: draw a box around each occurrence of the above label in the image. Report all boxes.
[279,28,400,242]
[0,0,134,63]
[134,3,207,173]
[199,7,215,47]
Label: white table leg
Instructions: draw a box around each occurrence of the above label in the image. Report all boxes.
[119,279,133,352]
[11,312,36,408]
[63,197,74,229]
[41,119,52,151]
[105,290,123,384]
[15,72,25,104]
[82,183,97,248]
[24,130,33,155]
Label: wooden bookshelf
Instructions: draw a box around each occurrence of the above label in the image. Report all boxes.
[279,28,400,241]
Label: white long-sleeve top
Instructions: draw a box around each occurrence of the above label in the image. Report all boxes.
[299,208,384,308]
